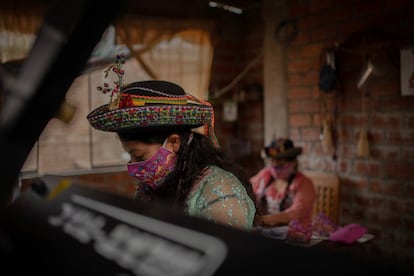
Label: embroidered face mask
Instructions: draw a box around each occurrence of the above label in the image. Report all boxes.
[127,140,177,190]
[272,162,296,180]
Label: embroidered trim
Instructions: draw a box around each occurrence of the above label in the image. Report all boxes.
[204,194,238,209]
[87,105,213,132]
[122,86,186,98]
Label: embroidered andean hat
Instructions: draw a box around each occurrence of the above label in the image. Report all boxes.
[86,54,218,144]
[263,137,302,160]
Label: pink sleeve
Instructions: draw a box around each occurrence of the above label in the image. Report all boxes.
[250,167,273,197]
[283,172,316,224]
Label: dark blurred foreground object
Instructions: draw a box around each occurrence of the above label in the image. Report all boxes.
[1,59,78,124]
[0,175,412,275]
[0,0,125,207]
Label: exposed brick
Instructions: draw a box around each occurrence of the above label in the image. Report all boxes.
[387,130,414,144]
[341,176,369,189]
[385,162,414,179]
[369,130,386,145]
[301,43,325,58]
[404,115,414,128]
[338,158,350,174]
[289,99,320,113]
[405,217,414,232]
[336,15,374,38]
[380,95,414,112]
[384,0,413,11]
[337,144,355,158]
[289,31,312,46]
[290,114,312,127]
[313,140,335,156]
[339,114,360,127]
[350,1,384,18]
[353,160,382,177]
[287,59,314,73]
[287,73,302,86]
[370,146,401,160]
[299,13,336,31]
[312,86,322,98]
[288,1,310,18]
[288,86,313,100]
[302,127,321,141]
[306,155,326,170]
[287,46,303,60]
[403,147,414,160]
[355,194,384,208]
[406,182,414,198]
[311,26,338,42]
[370,179,401,195]
[368,80,399,96]
[300,71,320,86]
[312,113,322,126]
[371,114,401,129]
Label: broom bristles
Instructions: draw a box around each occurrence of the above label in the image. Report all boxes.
[322,118,333,150]
[357,127,369,157]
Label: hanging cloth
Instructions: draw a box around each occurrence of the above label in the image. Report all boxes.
[319,48,338,93]
[318,47,339,155]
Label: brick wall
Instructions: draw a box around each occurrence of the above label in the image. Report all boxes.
[286,0,414,263]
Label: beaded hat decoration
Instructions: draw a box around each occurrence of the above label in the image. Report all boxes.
[87,54,218,145]
[263,137,302,160]
[96,53,126,110]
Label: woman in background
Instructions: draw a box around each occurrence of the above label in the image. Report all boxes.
[250,138,315,228]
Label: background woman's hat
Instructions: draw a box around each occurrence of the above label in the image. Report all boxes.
[263,138,302,159]
[87,80,218,144]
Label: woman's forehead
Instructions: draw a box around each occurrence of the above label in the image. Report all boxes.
[121,140,160,153]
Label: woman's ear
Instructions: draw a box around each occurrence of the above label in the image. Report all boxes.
[166,134,181,153]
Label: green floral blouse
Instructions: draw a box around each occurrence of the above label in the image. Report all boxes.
[186,166,256,230]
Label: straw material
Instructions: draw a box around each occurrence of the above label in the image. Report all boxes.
[357,127,369,157]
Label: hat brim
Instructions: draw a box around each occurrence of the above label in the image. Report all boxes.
[264,147,302,159]
[87,103,212,132]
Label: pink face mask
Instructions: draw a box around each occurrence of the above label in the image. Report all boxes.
[127,142,177,190]
[272,162,296,180]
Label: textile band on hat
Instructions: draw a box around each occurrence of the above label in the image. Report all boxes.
[87,53,219,146]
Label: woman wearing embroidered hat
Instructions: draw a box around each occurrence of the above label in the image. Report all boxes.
[87,54,256,230]
[250,138,315,229]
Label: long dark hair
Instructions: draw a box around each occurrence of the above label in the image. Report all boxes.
[117,129,257,211]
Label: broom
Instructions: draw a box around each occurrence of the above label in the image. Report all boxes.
[320,92,333,151]
[357,125,369,157]
[322,115,333,150]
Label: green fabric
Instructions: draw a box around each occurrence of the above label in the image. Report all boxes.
[186,166,256,230]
